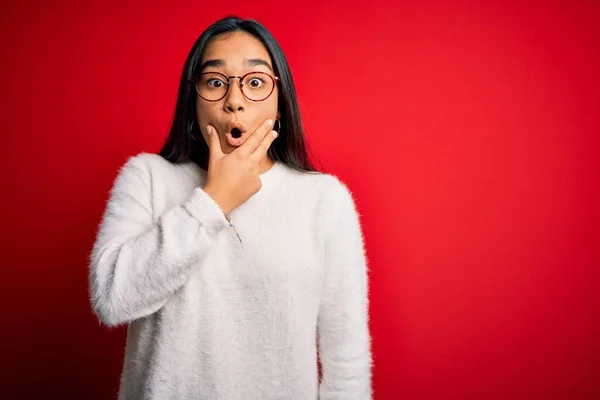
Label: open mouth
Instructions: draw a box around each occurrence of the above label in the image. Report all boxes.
[230,127,242,138]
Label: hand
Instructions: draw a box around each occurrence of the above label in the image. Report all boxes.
[202,118,278,214]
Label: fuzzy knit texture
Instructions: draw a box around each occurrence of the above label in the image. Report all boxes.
[88,152,372,400]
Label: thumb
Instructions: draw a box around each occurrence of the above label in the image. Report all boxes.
[206,124,224,160]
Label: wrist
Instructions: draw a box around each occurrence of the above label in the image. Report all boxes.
[203,185,233,215]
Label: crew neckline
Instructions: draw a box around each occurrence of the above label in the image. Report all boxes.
[187,159,286,186]
[259,160,285,185]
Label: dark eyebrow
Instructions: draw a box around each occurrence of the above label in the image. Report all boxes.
[245,58,273,72]
[198,58,274,73]
[198,59,224,73]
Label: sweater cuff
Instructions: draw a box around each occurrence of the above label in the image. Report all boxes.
[183,188,230,238]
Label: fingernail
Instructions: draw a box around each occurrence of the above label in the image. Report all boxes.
[272,130,278,138]
[206,125,212,135]
[267,119,274,127]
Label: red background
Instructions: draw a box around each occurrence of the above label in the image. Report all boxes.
[1,1,598,399]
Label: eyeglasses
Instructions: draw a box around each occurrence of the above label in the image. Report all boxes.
[192,71,280,102]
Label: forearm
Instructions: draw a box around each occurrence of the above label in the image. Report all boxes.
[89,189,227,326]
[88,157,229,327]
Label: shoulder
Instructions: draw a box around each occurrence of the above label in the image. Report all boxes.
[119,152,173,176]
[283,166,354,203]
[109,152,187,198]
[114,152,196,185]
[317,173,358,212]
[293,170,360,224]
[313,173,365,245]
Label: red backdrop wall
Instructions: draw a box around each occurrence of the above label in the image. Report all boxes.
[1,1,598,399]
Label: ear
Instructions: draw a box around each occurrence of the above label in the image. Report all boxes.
[276,110,281,119]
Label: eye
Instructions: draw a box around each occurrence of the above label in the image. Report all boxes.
[248,77,265,88]
[207,78,226,88]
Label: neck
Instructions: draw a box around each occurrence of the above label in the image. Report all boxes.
[200,156,274,174]
[259,157,275,174]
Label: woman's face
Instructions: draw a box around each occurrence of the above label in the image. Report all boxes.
[196,31,279,155]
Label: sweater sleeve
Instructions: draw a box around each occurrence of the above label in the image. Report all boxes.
[88,155,229,327]
[317,179,373,399]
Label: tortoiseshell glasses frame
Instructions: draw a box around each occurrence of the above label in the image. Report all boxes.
[191,71,280,102]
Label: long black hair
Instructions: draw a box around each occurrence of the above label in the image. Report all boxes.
[159,15,321,173]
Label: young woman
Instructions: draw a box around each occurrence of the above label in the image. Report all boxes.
[89,15,372,400]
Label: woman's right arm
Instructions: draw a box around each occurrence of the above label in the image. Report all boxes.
[88,155,229,327]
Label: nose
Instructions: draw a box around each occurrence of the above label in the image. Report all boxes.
[223,77,245,112]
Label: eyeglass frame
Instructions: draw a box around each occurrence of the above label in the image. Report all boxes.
[190,71,280,102]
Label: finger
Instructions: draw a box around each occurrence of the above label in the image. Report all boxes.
[206,125,224,161]
[250,129,278,162]
[237,119,274,157]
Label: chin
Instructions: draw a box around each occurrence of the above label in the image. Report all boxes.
[221,145,235,154]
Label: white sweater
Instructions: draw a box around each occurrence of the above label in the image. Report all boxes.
[88,152,372,400]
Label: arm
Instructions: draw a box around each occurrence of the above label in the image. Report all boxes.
[318,179,373,399]
[88,155,229,327]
